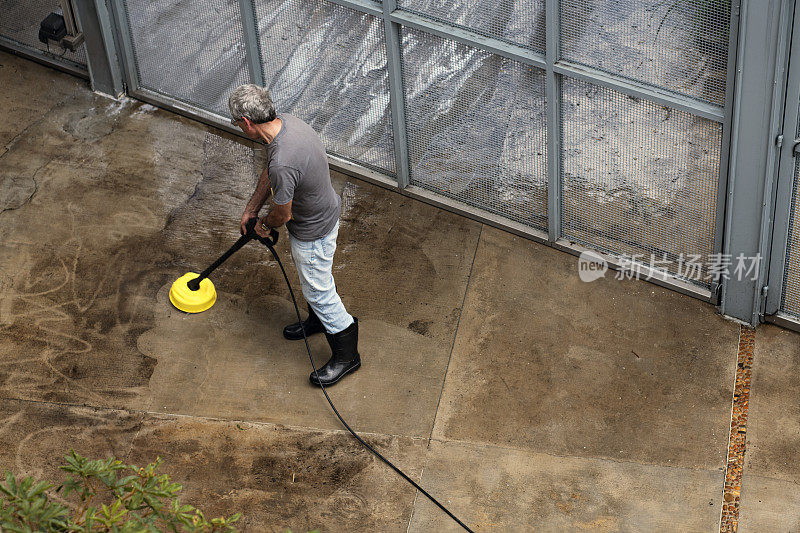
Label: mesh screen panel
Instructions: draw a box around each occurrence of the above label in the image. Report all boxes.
[123,0,250,117]
[560,0,731,106]
[398,0,545,52]
[781,139,800,318]
[561,77,721,286]
[402,28,548,230]
[254,0,394,174]
[0,0,87,67]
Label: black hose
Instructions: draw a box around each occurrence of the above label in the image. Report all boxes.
[260,236,474,533]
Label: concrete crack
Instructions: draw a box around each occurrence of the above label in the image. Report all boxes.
[0,93,77,162]
[1,176,37,212]
[0,168,43,215]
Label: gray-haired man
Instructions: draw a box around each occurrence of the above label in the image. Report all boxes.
[228,84,360,386]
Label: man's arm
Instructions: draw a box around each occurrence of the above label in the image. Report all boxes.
[256,200,292,237]
[240,166,272,234]
[253,164,296,237]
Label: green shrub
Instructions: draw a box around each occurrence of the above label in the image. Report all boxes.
[0,451,240,532]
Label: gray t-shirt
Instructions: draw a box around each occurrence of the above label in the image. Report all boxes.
[266,114,340,241]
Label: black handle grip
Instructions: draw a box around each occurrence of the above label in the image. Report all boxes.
[244,217,259,236]
[245,217,279,248]
[261,227,279,247]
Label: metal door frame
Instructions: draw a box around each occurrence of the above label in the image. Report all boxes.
[0,36,88,79]
[765,0,800,331]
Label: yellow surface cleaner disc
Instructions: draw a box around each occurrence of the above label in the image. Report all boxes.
[169,272,217,313]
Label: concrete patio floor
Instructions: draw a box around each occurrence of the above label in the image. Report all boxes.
[0,51,798,531]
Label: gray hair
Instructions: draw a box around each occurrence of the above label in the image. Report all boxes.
[228,84,277,123]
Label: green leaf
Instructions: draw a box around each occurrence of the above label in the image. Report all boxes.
[5,472,17,494]
[117,475,138,487]
[27,480,51,498]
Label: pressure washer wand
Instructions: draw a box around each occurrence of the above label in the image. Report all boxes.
[187,219,278,291]
[187,234,250,290]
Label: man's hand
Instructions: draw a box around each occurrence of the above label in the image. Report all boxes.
[252,201,291,238]
[256,215,271,238]
[240,211,258,235]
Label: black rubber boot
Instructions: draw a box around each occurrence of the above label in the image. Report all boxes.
[309,318,361,387]
[283,304,325,340]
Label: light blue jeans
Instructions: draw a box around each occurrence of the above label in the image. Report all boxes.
[289,220,354,334]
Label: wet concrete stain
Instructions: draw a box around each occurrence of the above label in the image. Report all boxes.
[0,85,285,408]
[408,319,432,336]
[334,179,481,348]
[247,434,371,494]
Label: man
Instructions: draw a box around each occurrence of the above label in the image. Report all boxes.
[228,84,359,386]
